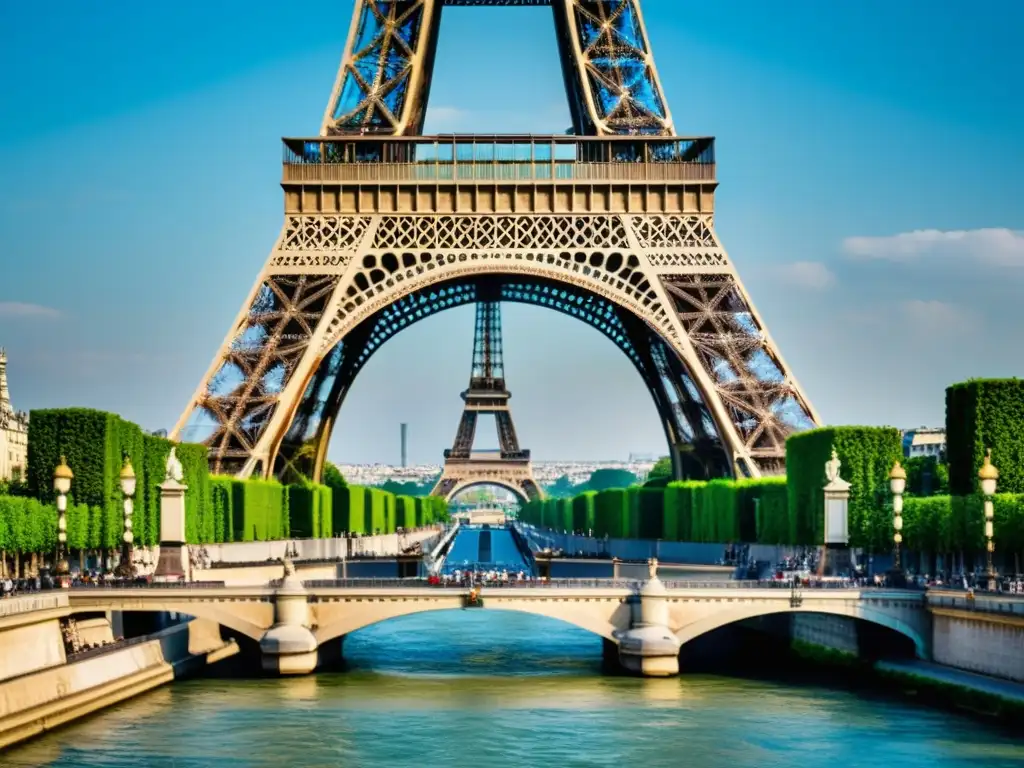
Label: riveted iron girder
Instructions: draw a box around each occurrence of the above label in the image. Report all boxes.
[323,0,673,136]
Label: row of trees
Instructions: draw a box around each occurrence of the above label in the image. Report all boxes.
[0,408,449,576]
[544,468,640,499]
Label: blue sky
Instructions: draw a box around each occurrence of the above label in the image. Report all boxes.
[1,0,1022,465]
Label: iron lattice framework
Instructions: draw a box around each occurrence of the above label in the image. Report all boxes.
[323,0,673,136]
[173,0,820,484]
[431,299,542,501]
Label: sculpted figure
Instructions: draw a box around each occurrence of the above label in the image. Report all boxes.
[825,448,842,483]
[165,447,184,483]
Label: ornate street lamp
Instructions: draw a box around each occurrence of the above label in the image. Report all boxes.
[117,458,137,580]
[889,461,907,580]
[978,449,999,591]
[52,456,73,578]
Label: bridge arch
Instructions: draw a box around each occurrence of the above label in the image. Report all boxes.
[66,597,274,644]
[312,594,631,645]
[444,478,530,505]
[672,603,928,659]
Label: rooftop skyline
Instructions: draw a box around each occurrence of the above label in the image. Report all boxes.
[1,0,1022,465]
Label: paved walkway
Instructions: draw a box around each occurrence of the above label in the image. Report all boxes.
[877,659,1024,703]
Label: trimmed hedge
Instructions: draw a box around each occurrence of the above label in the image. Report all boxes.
[26,409,212,548]
[398,495,417,529]
[11,407,445,553]
[946,379,1024,496]
[232,478,287,542]
[786,427,902,548]
[287,483,333,538]
[572,491,597,534]
[902,493,1024,559]
[737,478,788,545]
[594,489,628,538]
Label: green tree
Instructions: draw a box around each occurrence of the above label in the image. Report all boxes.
[545,475,580,498]
[323,462,347,491]
[905,456,949,497]
[647,456,672,481]
[586,468,637,492]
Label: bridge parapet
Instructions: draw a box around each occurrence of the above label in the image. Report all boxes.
[927,588,1024,618]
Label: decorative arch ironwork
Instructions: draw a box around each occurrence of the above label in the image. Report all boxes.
[272,273,729,483]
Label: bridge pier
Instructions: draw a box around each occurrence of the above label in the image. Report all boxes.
[616,560,682,678]
[259,561,318,675]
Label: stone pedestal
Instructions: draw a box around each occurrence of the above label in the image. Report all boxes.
[617,559,681,677]
[154,479,188,582]
[820,544,853,577]
[260,562,318,675]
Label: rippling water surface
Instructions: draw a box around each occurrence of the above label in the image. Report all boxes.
[5,611,1024,768]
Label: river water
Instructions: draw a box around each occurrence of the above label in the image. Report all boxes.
[6,609,1024,768]
[441,525,528,574]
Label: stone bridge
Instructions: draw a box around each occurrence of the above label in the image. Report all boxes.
[59,576,930,677]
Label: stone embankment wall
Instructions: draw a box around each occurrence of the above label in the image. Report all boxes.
[191,562,339,586]
[789,613,861,655]
[0,595,69,683]
[0,618,236,751]
[929,591,1024,683]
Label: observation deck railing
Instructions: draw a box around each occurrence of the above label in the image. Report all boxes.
[282,161,716,184]
[281,134,716,185]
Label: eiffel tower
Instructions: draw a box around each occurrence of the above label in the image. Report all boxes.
[432,299,542,501]
[173,0,820,483]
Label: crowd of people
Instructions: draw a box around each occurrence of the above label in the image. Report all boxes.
[1,569,154,598]
[429,566,536,587]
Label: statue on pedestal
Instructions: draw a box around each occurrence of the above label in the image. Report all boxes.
[165,447,184,484]
[825,448,841,484]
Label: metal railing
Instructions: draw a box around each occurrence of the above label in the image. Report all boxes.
[282,161,716,185]
[927,589,1024,616]
[303,578,637,590]
[68,581,229,590]
[66,632,155,663]
[47,577,928,594]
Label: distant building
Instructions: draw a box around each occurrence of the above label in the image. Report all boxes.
[150,429,168,438]
[902,427,946,460]
[0,349,29,482]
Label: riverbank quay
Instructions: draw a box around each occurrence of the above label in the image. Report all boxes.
[0,618,237,751]
[785,636,1024,726]
[876,660,1024,722]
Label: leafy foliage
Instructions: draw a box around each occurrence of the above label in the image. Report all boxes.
[647,456,673,482]
[905,456,949,497]
[786,427,902,548]
[946,379,1024,496]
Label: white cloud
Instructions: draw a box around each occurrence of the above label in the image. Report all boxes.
[777,261,835,290]
[900,299,979,335]
[838,299,979,337]
[842,228,1024,267]
[0,301,61,319]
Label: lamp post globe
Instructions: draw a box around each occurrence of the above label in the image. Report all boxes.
[888,460,907,586]
[52,456,73,578]
[978,449,999,589]
[52,456,73,496]
[889,461,907,497]
[117,458,137,580]
[978,449,999,498]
